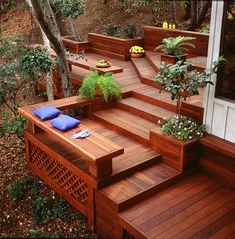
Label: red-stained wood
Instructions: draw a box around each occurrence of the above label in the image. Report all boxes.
[143,26,209,56]
[88,33,144,60]
[119,173,235,239]
[62,38,91,54]
[150,127,200,171]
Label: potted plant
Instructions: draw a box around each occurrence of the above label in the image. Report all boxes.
[155,56,225,140]
[129,46,145,58]
[78,70,122,103]
[155,36,196,64]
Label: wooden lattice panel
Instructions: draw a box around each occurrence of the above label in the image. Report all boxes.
[29,141,88,208]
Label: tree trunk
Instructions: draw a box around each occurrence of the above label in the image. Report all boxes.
[197,1,211,29]
[25,0,53,101]
[183,1,191,21]
[170,0,176,23]
[46,71,54,101]
[31,0,72,98]
[68,16,81,41]
[188,0,197,30]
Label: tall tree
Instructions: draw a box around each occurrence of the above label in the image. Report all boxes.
[31,0,72,98]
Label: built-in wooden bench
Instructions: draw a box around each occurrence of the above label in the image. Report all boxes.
[19,98,124,179]
[200,134,235,189]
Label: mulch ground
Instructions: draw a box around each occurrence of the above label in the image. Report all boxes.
[0,133,97,238]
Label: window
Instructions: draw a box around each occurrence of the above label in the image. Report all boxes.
[216,0,235,100]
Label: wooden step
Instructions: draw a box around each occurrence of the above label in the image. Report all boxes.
[92,108,157,145]
[145,50,161,71]
[119,172,235,239]
[131,57,156,87]
[117,97,175,123]
[187,56,207,73]
[81,119,161,188]
[100,162,180,211]
[132,84,177,112]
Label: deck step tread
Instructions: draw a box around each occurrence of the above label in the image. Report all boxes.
[119,97,175,120]
[131,57,156,79]
[101,162,180,204]
[92,108,157,140]
[81,119,160,176]
[119,173,235,239]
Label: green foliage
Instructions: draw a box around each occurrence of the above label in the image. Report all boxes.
[158,115,205,141]
[123,23,138,39]
[0,109,26,138]
[156,57,226,101]
[121,0,168,14]
[53,198,76,221]
[155,36,196,57]
[32,196,52,224]
[104,24,120,37]
[28,229,48,238]
[200,25,210,34]
[8,177,33,200]
[78,70,121,102]
[51,0,85,18]
[18,47,53,78]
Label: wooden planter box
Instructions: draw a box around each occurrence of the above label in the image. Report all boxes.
[160,54,187,65]
[88,33,144,60]
[150,127,201,171]
[143,26,209,57]
[62,37,91,54]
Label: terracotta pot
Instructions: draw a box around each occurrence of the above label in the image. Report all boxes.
[161,54,187,65]
[131,53,144,58]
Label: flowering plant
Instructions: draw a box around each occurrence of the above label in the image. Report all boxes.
[129,46,144,54]
[158,115,205,141]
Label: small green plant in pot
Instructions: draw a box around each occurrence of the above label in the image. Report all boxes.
[155,36,196,64]
[156,56,225,140]
[78,70,121,102]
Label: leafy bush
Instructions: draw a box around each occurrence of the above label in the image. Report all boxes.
[18,47,53,78]
[32,196,52,224]
[8,177,33,200]
[28,229,48,238]
[104,23,120,37]
[78,70,121,102]
[51,0,85,18]
[123,23,138,39]
[53,198,76,221]
[158,115,205,141]
[200,25,210,34]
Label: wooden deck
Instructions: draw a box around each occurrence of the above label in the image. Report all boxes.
[21,27,235,238]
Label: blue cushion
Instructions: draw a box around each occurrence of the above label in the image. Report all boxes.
[50,115,81,132]
[33,106,61,120]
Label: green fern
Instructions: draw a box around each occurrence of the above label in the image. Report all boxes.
[78,70,121,102]
[155,36,196,57]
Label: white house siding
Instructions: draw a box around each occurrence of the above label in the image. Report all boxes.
[203,0,235,143]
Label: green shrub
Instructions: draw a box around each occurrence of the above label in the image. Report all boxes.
[104,24,120,37]
[53,197,76,221]
[123,23,138,39]
[78,70,121,102]
[28,229,48,238]
[8,177,33,200]
[32,196,52,224]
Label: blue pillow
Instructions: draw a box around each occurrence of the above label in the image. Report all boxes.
[33,106,61,120]
[50,115,81,132]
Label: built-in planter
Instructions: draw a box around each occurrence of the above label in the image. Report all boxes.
[62,36,91,54]
[150,127,201,171]
[88,33,144,61]
[160,54,187,65]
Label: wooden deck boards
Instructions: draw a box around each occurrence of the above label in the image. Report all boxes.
[119,173,235,239]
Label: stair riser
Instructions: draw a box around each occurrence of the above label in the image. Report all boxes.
[145,53,159,71]
[117,102,160,123]
[91,114,150,147]
[132,91,177,113]
[141,78,156,88]
[97,155,162,189]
